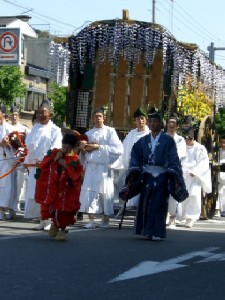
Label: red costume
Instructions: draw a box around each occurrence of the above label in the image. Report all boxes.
[34,148,83,229]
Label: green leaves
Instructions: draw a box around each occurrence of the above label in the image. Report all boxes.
[0,66,26,106]
[47,81,66,127]
[215,107,225,136]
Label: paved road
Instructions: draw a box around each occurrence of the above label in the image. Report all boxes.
[1,211,225,300]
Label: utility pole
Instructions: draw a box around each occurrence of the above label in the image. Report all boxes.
[207,43,225,116]
[170,0,174,34]
[207,42,225,64]
[152,0,156,23]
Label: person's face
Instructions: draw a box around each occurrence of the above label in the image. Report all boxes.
[148,118,162,134]
[62,143,74,154]
[93,112,104,128]
[11,112,19,125]
[219,138,225,150]
[167,119,177,132]
[38,107,51,124]
[134,116,147,131]
[185,137,194,146]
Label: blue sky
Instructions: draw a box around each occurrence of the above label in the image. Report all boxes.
[2,0,225,68]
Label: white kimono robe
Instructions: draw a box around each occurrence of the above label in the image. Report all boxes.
[79,125,123,215]
[218,149,225,212]
[13,122,30,135]
[121,126,149,207]
[168,133,186,216]
[12,122,30,209]
[24,121,62,218]
[179,141,211,221]
[173,133,186,164]
[0,121,16,210]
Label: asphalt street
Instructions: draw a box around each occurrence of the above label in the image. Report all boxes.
[1,210,225,300]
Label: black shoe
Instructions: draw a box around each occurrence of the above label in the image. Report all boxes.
[76,212,83,221]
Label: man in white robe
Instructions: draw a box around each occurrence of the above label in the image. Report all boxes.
[79,107,123,228]
[117,107,149,207]
[166,114,186,225]
[178,127,211,228]
[24,100,62,230]
[0,105,16,220]
[10,106,30,213]
[11,106,30,135]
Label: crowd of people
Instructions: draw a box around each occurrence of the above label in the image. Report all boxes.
[0,101,223,242]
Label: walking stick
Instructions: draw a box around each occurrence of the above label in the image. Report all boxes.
[118,188,128,230]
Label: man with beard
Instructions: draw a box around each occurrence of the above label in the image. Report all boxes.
[23,100,62,230]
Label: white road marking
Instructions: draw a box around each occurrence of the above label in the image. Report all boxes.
[109,261,187,283]
[196,253,225,263]
[109,247,220,283]
[168,226,225,232]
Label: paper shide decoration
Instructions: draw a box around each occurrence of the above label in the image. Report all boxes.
[67,20,224,108]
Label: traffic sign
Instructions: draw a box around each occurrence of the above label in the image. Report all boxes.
[0,31,18,53]
[0,28,20,66]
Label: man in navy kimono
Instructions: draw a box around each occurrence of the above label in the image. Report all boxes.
[128,109,185,241]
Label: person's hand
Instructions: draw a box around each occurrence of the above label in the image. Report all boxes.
[125,172,136,186]
[79,140,87,149]
[0,136,10,147]
[36,161,40,167]
[58,158,66,168]
[84,143,100,152]
[54,151,63,162]
[79,140,88,153]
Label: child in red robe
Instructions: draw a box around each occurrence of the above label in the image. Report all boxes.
[34,133,83,241]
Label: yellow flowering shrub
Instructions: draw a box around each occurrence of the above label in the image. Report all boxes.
[176,85,213,121]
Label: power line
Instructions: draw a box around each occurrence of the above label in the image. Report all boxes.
[216,54,225,59]
[158,0,222,44]
[173,0,225,46]
[157,1,208,43]
[2,0,76,35]
[157,0,225,66]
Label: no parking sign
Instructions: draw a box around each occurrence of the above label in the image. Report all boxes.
[0,28,20,66]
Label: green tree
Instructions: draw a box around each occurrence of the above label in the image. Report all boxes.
[0,66,27,107]
[48,81,67,127]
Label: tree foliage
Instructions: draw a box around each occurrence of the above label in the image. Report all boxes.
[176,84,213,121]
[0,66,27,107]
[215,107,225,136]
[48,81,67,127]
[34,29,53,39]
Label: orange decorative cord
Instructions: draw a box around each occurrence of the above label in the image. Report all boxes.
[23,164,36,168]
[0,157,23,179]
[0,131,28,179]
